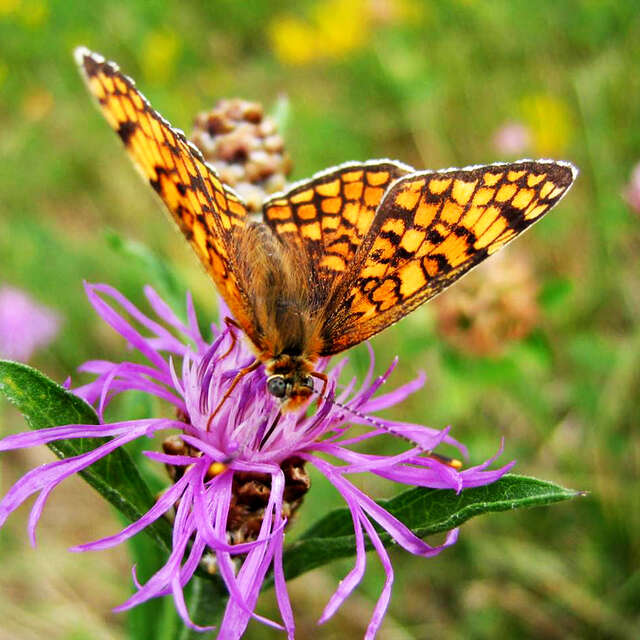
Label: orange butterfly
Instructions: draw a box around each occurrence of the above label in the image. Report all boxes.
[76,47,577,416]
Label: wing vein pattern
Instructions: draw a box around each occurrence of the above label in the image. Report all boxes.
[320,160,577,355]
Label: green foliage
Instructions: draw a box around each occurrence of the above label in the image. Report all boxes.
[283,475,580,582]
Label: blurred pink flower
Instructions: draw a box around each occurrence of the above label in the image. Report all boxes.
[0,285,61,361]
[623,162,640,214]
[492,122,531,156]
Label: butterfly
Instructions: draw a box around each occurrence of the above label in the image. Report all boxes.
[75,47,577,415]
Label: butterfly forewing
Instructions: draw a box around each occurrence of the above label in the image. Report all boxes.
[75,48,265,347]
[320,160,577,354]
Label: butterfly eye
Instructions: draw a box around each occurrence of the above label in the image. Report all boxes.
[266,375,287,398]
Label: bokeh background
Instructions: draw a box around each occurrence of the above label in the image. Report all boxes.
[1,1,639,638]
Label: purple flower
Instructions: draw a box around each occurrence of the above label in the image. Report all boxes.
[492,121,531,156]
[0,283,513,639]
[0,285,61,361]
[624,162,640,215]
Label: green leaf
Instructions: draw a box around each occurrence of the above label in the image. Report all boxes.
[282,474,582,581]
[0,359,172,551]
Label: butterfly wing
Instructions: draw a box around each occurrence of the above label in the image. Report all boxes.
[75,47,265,348]
[320,160,578,355]
[262,160,412,300]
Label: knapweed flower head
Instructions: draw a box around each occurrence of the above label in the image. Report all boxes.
[190,98,292,214]
[0,284,61,362]
[0,283,513,639]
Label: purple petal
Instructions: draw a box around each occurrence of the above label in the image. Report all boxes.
[459,440,515,488]
[0,429,145,531]
[273,523,295,638]
[361,514,394,640]
[71,472,191,551]
[84,283,178,369]
[115,486,196,611]
[359,370,426,413]
[319,499,367,623]
[185,291,206,351]
[0,419,172,451]
[218,469,285,638]
[28,481,56,546]
[144,286,192,339]
[349,356,399,408]
[309,456,459,557]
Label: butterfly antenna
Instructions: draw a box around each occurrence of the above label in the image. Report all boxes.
[310,387,463,470]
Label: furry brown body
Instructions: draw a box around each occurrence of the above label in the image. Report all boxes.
[234,222,323,411]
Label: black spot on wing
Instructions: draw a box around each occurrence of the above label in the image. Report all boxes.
[429,253,451,272]
[500,203,523,226]
[117,120,137,145]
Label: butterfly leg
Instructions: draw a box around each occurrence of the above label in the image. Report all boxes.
[218,317,242,362]
[206,358,260,430]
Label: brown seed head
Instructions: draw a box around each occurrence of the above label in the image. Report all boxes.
[190,98,292,213]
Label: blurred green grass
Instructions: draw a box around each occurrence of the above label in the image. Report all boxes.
[1,1,639,638]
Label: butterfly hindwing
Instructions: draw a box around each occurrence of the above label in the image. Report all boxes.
[262,160,412,298]
[75,47,267,347]
[320,160,577,354]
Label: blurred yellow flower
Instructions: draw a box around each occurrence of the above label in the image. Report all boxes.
[141,29,180,84]
[0,0,48,25]
[0,0,20,16]
[314,0,368,57]
[520,94,573,156]
[20,0,47,27]
[269,0,424,65]
[268,16,317,66]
